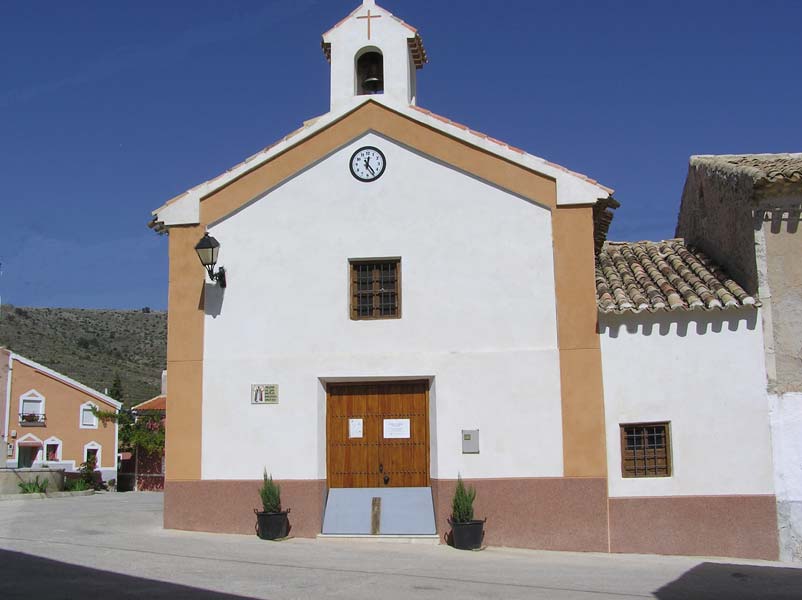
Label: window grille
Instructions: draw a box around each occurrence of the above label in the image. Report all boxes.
[350,259,400,320]
[621,422,671,478]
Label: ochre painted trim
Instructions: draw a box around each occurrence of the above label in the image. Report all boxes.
[198,101,557,225]
[165,225,206,481]
[552,206,607,477]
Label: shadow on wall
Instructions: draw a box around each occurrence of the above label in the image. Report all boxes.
[654,562,802,600]
[0,549,258,600]
[600,308,758,339]
[203,282,225,318]
[753,206,802,235]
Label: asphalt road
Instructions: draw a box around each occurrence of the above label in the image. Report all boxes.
[0,492,800,599]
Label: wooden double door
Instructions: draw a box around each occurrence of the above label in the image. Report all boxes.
[327,381,429,488]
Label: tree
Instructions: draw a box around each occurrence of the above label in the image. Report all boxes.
[92,407,164,454]
[109,373,124,404]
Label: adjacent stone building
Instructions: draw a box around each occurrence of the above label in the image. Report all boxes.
[677,154,802,561]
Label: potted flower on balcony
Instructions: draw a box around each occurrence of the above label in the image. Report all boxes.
[448,475,485,550]
[254,469,290,540]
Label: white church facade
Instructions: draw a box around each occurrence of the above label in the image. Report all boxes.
[151,1,782,559]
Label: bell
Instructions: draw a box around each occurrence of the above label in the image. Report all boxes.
[361,60,384,94]
[363,75,383,93]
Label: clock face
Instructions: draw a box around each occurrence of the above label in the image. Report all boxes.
[350,146,386,182]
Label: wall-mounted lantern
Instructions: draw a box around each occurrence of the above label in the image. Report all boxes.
[194,233,227,288]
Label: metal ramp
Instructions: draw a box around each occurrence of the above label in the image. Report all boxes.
[321,487,436,535]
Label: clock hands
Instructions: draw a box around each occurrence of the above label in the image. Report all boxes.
[363,156,375,176]
[350,147,385,181]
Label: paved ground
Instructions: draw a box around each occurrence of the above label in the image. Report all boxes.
[0,493,800,599]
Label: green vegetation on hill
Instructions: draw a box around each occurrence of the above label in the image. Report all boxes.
[0,305,166,407]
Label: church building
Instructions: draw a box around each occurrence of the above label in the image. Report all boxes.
[150,1,780,559]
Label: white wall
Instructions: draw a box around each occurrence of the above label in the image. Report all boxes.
[770,392,802,561]
[600,309,774,497]
[201,133,562,481]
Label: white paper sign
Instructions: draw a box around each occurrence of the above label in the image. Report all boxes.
[349,418,363,439]
[383,419,411,439]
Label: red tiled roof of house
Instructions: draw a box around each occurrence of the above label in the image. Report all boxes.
[596,239,758,314]
[132,395,166,411]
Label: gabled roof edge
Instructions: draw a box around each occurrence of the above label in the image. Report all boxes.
[11,353,122,410]
[132,394,166,411]
[151,98,614,229]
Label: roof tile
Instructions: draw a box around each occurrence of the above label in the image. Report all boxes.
[132,395,166,411]
[596,240,757,314]
[691,153,802,188]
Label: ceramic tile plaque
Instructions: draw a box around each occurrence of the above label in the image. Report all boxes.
[349,418,363,439]
[251,384,279,405]
[383,418,410,439]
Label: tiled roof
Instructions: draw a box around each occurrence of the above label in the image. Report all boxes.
[691,153,802,187]
[132,395,166,411]
[596,240,757,314]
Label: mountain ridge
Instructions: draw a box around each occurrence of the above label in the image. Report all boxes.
[0,305,166,407]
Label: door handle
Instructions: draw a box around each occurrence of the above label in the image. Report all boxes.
[379,463,384,473]
[383,475,390,485]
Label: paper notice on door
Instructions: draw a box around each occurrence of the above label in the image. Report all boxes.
[349,418,363,439]
[383,418,410,439]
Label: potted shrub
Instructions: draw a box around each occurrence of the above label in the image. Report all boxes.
[448,475,485,550]
[254,469,290,540]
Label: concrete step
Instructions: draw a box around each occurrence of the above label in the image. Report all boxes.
[322,487,436,535]
[317,534,440,545]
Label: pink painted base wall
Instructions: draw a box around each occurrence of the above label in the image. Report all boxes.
[164,480,326,539]
[432,478,608,552]
[164,479,779,560]
[609,495,779,560]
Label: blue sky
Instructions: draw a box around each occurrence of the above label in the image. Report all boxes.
[1,0,800,309]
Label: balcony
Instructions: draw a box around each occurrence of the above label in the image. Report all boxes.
[19,413,46,427]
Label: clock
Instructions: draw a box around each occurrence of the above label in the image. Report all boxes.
[350,146,386,182]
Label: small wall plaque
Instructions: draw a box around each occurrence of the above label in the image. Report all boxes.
[462,429,479,454]
[251,384,279,405]
[349,418,363,439]
[383,419,410,439]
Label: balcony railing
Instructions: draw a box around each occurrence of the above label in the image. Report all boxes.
[19,413,46,426]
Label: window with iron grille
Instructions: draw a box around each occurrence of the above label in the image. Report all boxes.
[620,422,671,478]
[350,259,401,320]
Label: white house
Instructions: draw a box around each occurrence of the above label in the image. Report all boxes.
[150,0,780,559]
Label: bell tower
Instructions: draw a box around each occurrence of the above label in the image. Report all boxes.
[322,0,428,112]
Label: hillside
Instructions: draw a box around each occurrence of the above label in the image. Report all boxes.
[0,305,166,407]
